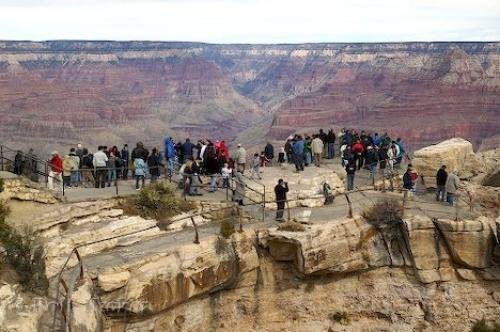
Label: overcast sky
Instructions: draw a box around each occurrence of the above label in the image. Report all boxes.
[0,0,498,43]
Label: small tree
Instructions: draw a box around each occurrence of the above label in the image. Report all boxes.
[362,197,403,226]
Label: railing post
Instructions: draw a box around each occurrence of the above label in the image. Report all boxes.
[286,200,291,221]
[344,193,353,218]
[115,173,119,196]
[389,172,394,192]
[45,163,48,187]
[190,217,200,244]
[454,194,460,221]
[402,189,408,218]
[0,145,3,171]
[237,205,243,232]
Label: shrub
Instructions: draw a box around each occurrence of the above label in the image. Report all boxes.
[277,220,305,232]
[0,200,48,295]
[121,181,194,221]
[219,217,235,239]
[471,319,500,332]
[0,178,4,193]
[362,197,403,226]
[329,311,349,325]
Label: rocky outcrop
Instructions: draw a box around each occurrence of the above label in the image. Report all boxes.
[0,283,46,332]
[412,138,482,185]
[0,178,58,204]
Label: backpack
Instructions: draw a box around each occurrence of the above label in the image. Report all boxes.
[63,158,74,171]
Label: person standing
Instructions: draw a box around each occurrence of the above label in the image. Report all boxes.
[274,179,289,222]
[345,159,356,191]
[121,144,130,180]
[93,146,108,189]
[233,169,245,205]
[311,134,324,167]
[68,148,80,188]
[351,139,365,170]
[436,165,448,202]
[106,152,117,187]
[292,136,305,172]
[147,148,163,183]
[403,167,413,196]
[221,162,232,189]
[75,143,84,185]
[81,148,94,188]
[164,136,176,177]
[13,151,24,175]
[326,129,336,159]
[365,146,379,181]
[264,142,274,166]
[134,157,146,190]
[445,171,460,206]
[234,144,247,174]
[251,153,262,180]
[47,151,63,191]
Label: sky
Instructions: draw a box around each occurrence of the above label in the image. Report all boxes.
[0,0,498,43]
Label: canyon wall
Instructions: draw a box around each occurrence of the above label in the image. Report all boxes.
[0,41,499,154]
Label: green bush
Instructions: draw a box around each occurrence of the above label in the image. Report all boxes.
[471,319,500,332]
[362,197,403,226]
[0,200,48,295]
[121,181,194,221]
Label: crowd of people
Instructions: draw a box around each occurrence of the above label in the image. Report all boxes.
[14,126,462,210]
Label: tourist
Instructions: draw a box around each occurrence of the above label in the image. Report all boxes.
[304,135,312,167]
[292,135,305,172]
[75,143,84,184]
[311,134,324,167]
[26,148,38,182]
[403,167,413,196]
[81,148,94,188]
[342,144,354,168]
[233,169,245,205]
[200,140,208,162]
[218,140,230,167]
[13,150,24,175]
[93,146,108,189]
[131,142,149,162]
[284,138,293,163]
[251,153,262,180]
[134,156,146,190]
[345,159,356,191]
[47,151,63,191]
[264,142,274,166]
[378,144,389,175]
[204,142,220,192]
[372,133,381,147]
[436,165,448,202]
[62,149,77,188]
[445,171,460,206]
[182,138,194,163]
[409,164,418,194]
[164,136,176,177]
[147,148,163,183]
[278,146,285,167]
[186,158,202,196]
[365,146,379,181]
[259,151,270,167]
[395,138,406,165]
[326,129,336,159]
[234,144,247,174]
[351,139,365,170]
[106,151,117,187]
[121,144,129,180]
[221,162,232,189]
[274,179,289,221]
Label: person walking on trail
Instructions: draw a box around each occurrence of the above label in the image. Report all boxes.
[221,162,232,189]
[274,179,289,222]
[47,151,63,191]
[345,159,356,191]
[436,165,448,202]
[233,169,246,206]
[292,135,305,172]
[251,153,262,180]
[134,157,146,190]
[445,171,460,206]
[311,134,324,167]
[93,146,108,189]
[234,144,247,174]
[264,142,274,166]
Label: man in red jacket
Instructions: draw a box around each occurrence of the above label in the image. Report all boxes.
[48,151,63,190]
[351,140,365,170]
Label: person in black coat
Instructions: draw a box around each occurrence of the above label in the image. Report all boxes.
[147,148,163,183]
[264,142,274,165]
[121,144,130,179]
[274,179,289,221]
[436,165,448,201]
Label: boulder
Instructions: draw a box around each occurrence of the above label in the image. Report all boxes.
[0,282,47,331]
[412,138,481,187]
[0,178,59,204]
[435,217,495,269]
[261,216,391,275]
[70,276,103,332]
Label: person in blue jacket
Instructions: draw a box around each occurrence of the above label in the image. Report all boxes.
[164,136,177,177]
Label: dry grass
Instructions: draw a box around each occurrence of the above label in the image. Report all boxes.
[361,197,403,226]
[471,319,500,332]
[277,220,305,232]
[219,217,236,239]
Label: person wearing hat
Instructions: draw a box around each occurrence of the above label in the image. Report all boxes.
[47,151,63,191]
